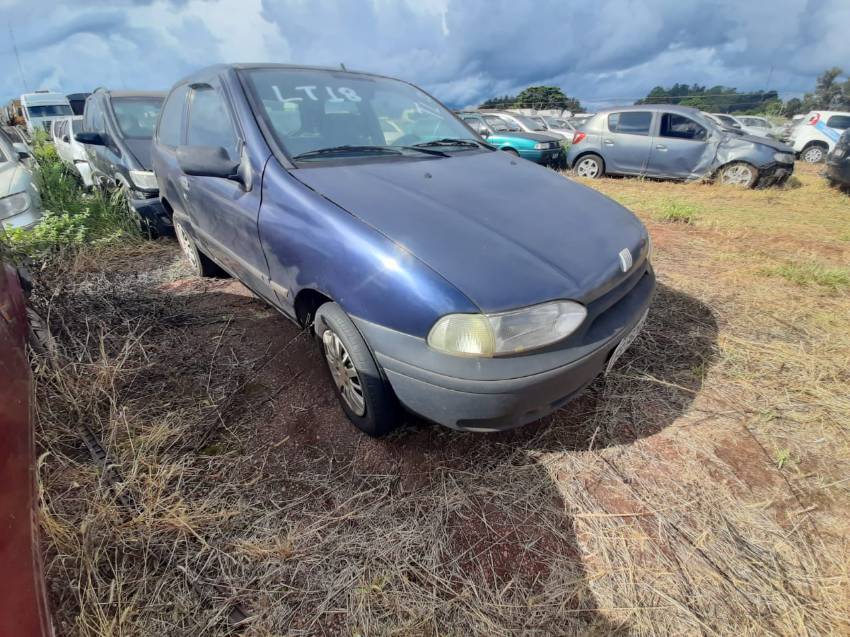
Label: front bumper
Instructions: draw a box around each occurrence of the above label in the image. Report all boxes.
[519,147,566,167]
[355,265,656,431]
[758,161,794,187]
[128,192,173,235]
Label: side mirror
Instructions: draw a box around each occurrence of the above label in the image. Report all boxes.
[177,145,240,180]
[62,135,70,143]
[12,142,30,159]
[479,130,489,139]
[76,131,106,146]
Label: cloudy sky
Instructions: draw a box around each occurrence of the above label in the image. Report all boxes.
[2,0,848,109]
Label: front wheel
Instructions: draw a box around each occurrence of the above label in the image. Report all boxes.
[717,162,759,188]
[801,145,826,163]
[173,218,226,277]
[314,302,399,437]
[574,154,604,179]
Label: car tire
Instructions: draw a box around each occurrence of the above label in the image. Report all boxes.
[173,218,227,278]
[573,154,604,179]
[801,144,826,163]
[314,302,399,437]
[717,162,759,188]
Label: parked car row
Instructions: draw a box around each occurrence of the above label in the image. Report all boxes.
[457,111,565,166]
[567,105,796,187]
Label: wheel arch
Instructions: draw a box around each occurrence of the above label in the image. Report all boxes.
[572,151,605,172]
[293,288,333,329]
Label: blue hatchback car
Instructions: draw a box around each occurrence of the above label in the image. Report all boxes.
[152,64,655,436]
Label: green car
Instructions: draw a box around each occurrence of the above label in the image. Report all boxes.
[458,111,565,167]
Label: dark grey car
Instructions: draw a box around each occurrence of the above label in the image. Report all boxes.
[566,105,795,188]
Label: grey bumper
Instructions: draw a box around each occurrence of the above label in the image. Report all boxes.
[354,267,656,431]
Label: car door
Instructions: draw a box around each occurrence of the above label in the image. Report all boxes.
[602,111,654,174]
[182,82,273,299]
[647,112,714,180]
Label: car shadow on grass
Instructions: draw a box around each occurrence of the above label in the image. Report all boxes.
[182,279,717,634]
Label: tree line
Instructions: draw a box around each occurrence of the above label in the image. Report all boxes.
[478,68,850,117]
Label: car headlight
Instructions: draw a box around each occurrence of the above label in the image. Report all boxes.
[773,152,795,164]
[427,300,587,357]
[534,142,553,150]
[0,192,31,220]
[129,170,158,190]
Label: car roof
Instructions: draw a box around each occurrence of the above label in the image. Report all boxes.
[95,90,166,99]
[175,63,398,88]
[593,104,704,116]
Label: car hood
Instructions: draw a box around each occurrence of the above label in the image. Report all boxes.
[123,138,153,170]
[495,131,559,143]
[721,132,793,153]
[293,151,647,313]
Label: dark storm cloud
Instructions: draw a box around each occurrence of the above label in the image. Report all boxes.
[2,0,848,108]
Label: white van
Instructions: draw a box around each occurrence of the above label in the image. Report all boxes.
[20,91,73,136]
[790,110,850,163]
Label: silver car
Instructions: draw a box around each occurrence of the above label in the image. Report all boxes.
[0,129,42,230]
[566,105,795,188]
[530,115,577,142]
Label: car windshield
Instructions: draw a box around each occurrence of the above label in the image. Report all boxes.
[545,116,573,129]
[111,97,164,139]
[26,104,72,118]
[484,115,518,132]
[512,114,547,131]
[242,68,478,161]
[740,117,768,127]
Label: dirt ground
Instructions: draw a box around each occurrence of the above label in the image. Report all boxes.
[35,162,849,636]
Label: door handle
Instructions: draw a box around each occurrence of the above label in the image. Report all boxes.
[603,139,615,146]
[655,144,667,151]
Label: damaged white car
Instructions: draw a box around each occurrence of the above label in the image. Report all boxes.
[567,105,795,188]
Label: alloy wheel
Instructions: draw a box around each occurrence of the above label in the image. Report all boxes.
[575,157,600,178]
[720,164,756,186]
[803,147,824,163]
[322,329,366,416]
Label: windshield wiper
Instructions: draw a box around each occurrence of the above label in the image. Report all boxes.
[413,138,484,149]
[292,145,404,160]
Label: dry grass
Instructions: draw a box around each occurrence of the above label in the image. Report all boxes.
[34,163,850,636]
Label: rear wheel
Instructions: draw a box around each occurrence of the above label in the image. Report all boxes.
[574,154,604,179]
[174,218,226,277]
[801,144,826,163]
[315,302,399,437]
[717,162,759,188]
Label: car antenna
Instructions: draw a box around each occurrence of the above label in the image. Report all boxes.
[340,63,347,71]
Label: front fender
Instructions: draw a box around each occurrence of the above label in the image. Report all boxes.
[258,162,479,338]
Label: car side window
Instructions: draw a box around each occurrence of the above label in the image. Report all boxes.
[826,115,850,130]
[187,87,239,159]
[158,85,189,148]
[88,102,104,134]
[608,112,652,135]
[659,113,707,141]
